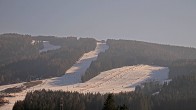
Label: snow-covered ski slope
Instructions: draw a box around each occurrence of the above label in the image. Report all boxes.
[0,42,169,110]
[52,65,169,94]
[48,42,109,86]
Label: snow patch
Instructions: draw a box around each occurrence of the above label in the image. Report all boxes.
[31,40,36,45]
[39,41,61,53]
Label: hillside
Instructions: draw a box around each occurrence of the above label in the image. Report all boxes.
[13,73,196,110]
[82,39,196,82]
[0,33,97,85]
[1,37,196,110]
[0,42,107,110]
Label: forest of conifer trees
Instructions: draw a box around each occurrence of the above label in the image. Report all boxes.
[0,33,96,85]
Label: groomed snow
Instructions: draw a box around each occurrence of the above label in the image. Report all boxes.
[52,65,169,94]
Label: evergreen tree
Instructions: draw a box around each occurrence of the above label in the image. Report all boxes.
[117,104,128,110]
[102,94,116,110]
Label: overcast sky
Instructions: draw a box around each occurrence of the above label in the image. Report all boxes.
[0,0,196,47]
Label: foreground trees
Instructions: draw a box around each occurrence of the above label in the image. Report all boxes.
[102,94,116,110]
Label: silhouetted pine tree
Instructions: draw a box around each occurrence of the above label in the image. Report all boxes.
[117,104,128,110]
[102,94,116,110]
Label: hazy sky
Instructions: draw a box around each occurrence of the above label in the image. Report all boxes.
[0,0,196,47]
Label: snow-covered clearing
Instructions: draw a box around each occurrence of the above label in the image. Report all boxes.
[39,41,61,53]
[52,65,169,94]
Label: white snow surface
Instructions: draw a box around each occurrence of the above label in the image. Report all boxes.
[0,42,169,110]
[31,40,36,45]
[52,65,169,94]
[39,41,61,53]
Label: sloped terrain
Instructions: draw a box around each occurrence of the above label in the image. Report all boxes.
[54,65,169,94]
[0,42,169,110]
[0,42,108,110]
